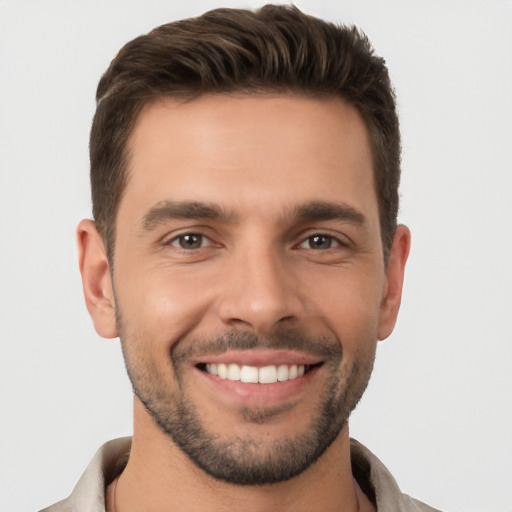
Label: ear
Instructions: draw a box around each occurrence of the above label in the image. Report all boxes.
[77,219,118,339]
[378,224,411,340]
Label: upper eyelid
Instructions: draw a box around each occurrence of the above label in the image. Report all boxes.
[159,226,216,243]
[159,227,351,247]
[167,232,212,246]
[296,235,344,249]
[294,229,351,246]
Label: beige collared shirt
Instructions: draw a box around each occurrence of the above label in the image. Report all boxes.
[39,438,441,512]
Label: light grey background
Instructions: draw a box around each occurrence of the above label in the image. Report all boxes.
[1,1,511,511]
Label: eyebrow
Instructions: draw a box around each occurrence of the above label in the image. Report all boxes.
[290,201,367,226]
[141,201,236,231]
[140,199,367,233]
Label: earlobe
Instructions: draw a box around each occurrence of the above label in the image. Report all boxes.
[378,224,411,340]
[77,219,118,339]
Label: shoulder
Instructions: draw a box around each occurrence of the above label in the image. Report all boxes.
[38,438,132,512]
[350,439,442,512]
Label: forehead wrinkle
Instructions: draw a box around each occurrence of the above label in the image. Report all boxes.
[140,200,238,232]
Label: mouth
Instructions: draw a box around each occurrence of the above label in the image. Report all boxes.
[196,362,323,384]
[191,351,326,407]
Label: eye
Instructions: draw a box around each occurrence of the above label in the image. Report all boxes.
[299,234,340,250]
[169,233,208,250]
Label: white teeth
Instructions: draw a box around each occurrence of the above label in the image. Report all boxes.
[204,363,307,383]
[259,365,278,384]
[227,363,241,381]
[277,364,289,381]
[217,363,228,379]
[240,365,259,383]
[206,363,218,376]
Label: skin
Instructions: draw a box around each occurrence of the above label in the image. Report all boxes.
[78,95,410,512]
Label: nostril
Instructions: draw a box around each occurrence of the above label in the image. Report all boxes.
[228,318,253,328]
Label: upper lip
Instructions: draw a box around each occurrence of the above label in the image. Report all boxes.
[191,349,324,367]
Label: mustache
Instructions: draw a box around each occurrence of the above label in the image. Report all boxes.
[171,329,343,364]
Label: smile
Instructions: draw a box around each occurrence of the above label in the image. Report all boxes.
[202,363,318,384]
[194,354,325,404]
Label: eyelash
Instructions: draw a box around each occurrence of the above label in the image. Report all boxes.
[167,233,212,250]
[297,234,345,251]
[166,231,348,252]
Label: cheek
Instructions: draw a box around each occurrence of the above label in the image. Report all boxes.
[307,268,384,352]
[115,269,216,353]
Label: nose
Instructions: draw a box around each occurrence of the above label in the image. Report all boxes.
[217,243,304,334]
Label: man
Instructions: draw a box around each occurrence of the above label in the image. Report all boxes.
[41,4,438,511]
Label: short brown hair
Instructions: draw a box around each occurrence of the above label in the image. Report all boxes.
[90,4,401,262]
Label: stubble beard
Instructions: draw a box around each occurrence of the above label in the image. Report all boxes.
[119,323,375,486]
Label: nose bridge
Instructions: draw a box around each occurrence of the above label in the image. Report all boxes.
[218,236,301,333]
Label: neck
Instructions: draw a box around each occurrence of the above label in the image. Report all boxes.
[108,400,373,512]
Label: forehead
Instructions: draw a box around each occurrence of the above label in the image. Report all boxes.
[120,94,377,224]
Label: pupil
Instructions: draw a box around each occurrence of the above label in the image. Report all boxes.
[311,235,331,249]
[180,234,201,249]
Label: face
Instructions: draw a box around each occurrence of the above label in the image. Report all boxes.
[80,94,409,485]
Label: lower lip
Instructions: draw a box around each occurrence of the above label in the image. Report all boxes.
[194,366,320,407]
